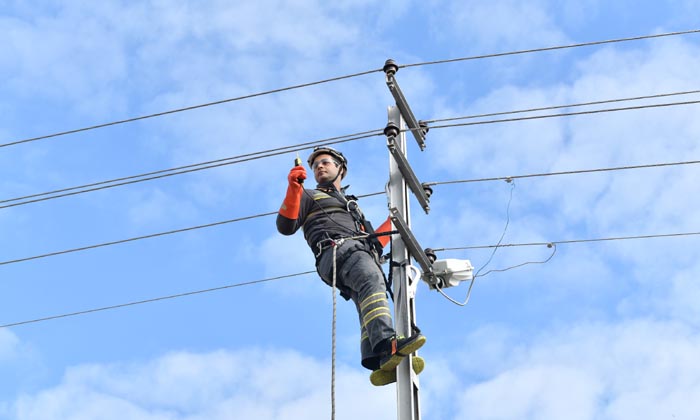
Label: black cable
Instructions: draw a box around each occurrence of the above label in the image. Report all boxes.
[0,69,383,149]
[0,130,382,210]
[420,99,700,133]
[0,212,276,266]
[425,159,700,186]
[0,190,389,267]
[400,29,700,69]
[423,89,700,125]
[5,90,697,210]
[0,270,316,329]
[4,150,700,267]
[3,29,696,150]
[5,228,700,329]
[432,231,700,251]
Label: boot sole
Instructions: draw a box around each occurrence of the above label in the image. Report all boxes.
[379,335,426,372]
[370,356,425,386]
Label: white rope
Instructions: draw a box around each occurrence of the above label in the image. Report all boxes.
[331,243,337,420]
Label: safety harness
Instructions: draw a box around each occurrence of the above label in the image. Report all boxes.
[307,185,398,303]
[320,186,386,255]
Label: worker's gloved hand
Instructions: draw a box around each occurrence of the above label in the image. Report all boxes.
[288,166,307,186]
[279,166,307,219]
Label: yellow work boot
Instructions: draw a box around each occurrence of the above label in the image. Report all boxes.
[370,356,425,386]
[378,334,426,372]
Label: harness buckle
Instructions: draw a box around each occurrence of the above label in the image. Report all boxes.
[346,199,358,213]
[315,237,347,258]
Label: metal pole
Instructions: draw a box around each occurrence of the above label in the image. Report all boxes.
[387,105,421,420]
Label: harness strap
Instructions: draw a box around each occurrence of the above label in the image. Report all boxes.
[304,207,346,228]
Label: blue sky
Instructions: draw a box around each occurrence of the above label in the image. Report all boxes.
[2,1,700,419]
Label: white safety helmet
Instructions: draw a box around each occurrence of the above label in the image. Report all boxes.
[307,146,348,179]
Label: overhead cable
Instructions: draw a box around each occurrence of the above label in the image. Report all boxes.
[4,228,700,328]
[0,70,382,149]
[3,153,699,267]
[3,90,697,210]
[3,29,696,150]
[423,89,700,125]
[432,231,700,252]
[0,130,382,210]
[0,271,316,329]
[425,159,700,186]
[421,99,700,132]
[400,29,700,69]
[0,193,387,267]
[0,212,276,266]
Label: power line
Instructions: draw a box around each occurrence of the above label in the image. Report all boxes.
[423,89,700,125]
[0,271,316,329]
[3,153,699,267]
[432,231,700,251]
[421,98,700,132]
[4,228,700,329]
[0,192,388,267]
[0,212,276,266]
[400,29,700,69]
[0,130,382,210]
[425,159,700,186]
[0,69,383,149]
[3,29,696,151]
[3,90,697,210]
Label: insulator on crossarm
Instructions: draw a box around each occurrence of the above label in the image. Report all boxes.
[383,59,399,77]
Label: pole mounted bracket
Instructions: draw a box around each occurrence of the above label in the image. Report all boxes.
[389,206,435,282]
[384,59,428,150]
[385,131,431,214]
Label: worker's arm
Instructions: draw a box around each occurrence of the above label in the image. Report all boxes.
[276,165,307,235]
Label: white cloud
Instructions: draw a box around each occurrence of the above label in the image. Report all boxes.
[461,365,601,420]
[0,330,20,362]
[126,188,197,229]
[445,318,700,420]
[257,232,316,276]
[9,348,393,420]
[432,0,569,51]
[654,260,700,326]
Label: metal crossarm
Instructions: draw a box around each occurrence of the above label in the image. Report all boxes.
[384,60,428,150]
[389,207,434,280]
[386,132,431,214]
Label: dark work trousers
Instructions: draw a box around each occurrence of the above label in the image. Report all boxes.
[316,239,395,370]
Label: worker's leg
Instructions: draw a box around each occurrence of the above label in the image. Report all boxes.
[338,246,395,362]
[316,240,395,369]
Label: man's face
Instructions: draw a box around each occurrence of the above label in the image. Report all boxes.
[312,153,341,184]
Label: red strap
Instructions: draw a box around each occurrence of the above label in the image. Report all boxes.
[375,216,393,247]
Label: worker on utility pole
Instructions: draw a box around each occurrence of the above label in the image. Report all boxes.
[276,145,426,386]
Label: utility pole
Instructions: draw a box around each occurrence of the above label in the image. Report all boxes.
[386,105,421,419]
[382,59,475,420]
[383,59,433,420]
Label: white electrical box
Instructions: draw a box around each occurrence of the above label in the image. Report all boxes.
[429,259,474,288]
